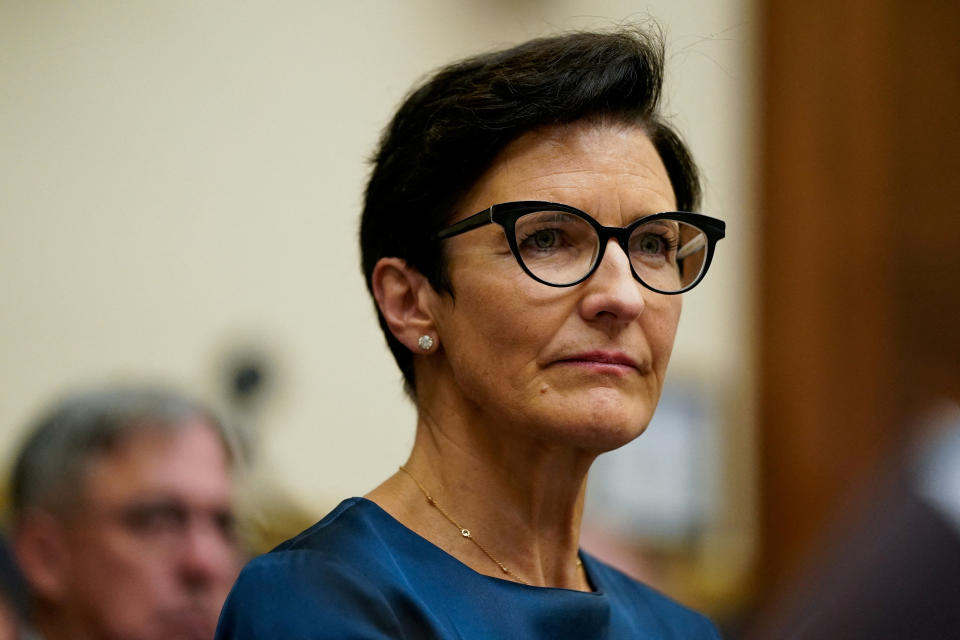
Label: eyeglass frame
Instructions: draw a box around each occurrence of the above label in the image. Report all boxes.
[434,200,726,294]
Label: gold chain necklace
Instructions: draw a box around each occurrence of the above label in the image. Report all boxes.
[398,465,585,588]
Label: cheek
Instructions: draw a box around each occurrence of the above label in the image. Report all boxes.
[649,299,682,364]
[447,302,533,377]
[73,532,161,590]
[440,282,566,381]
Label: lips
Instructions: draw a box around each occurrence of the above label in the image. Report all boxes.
[554,350,640,370]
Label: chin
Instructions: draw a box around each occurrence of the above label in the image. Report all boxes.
[570,419,651,453]
[532,401,654,453]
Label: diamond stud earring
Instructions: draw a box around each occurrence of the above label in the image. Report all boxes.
[417,335,435,351]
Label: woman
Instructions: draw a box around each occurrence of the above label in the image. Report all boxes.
[217,27,725,639]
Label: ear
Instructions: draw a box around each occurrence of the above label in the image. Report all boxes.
[11,511,72,602]
[372,257,440,353]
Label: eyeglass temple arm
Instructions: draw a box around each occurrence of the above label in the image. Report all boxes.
[677,234,707,259]
[434,208,494,240]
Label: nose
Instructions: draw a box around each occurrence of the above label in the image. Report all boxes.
[177,518,239,591]
[578,239,646,326]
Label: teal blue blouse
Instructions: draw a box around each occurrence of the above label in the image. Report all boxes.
[216,497,721,639]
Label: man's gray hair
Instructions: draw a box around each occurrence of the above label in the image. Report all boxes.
[9,385,235,518]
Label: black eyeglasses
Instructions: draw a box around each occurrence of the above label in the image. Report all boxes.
[435,201,726,294]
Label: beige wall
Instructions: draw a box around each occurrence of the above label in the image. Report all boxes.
[0,1,755,520]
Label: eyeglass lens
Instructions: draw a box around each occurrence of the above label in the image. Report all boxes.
[513,210,708,291]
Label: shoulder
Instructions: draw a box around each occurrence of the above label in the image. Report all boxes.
[269,496,381,553]
[215,498,407,640]
[583,552,723,639]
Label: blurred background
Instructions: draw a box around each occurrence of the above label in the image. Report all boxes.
[2,0,957,636]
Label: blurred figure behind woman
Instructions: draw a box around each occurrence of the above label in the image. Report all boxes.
[8,385,242,640]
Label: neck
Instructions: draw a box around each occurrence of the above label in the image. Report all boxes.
[369,391,596,590]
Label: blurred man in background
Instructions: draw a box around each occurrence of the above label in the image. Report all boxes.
[8,386,241,640]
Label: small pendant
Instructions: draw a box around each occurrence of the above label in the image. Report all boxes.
[460,529,471,537]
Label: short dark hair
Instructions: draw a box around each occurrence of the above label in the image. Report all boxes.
[9,385,234,518]
[360,26,701,394]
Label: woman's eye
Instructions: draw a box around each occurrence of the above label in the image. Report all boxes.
[519,228,564,252]
[637,233,665,254]
[531,229,559,249]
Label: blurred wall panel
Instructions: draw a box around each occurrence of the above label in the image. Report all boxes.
[758,0,960,600]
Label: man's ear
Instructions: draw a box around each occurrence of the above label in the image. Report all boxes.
[372,257,439,353]
[12,511,71,602]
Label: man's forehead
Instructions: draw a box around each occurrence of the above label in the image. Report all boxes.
[78,420,233,507]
